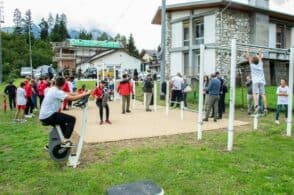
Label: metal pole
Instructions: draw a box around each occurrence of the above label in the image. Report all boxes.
[102,63,105,80]
[0,1,3,84]
[153,81,157,112]
[286,48,294,136]
[160,0,166,92]
[180,101,184,120]
[165,80,169,115]
[227,39,237,151]
[197,44,205,140]
[29,21,33,78]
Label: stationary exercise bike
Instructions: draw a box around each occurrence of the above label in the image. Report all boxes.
[41,94,90,168]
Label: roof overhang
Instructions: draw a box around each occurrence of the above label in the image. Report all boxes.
[152,0,294,25]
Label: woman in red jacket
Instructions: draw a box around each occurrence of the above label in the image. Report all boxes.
[117,74,133,114]
[62,77,71,110]
[93,81,111,125]
[24,77,34,117]
[37,77,47,106]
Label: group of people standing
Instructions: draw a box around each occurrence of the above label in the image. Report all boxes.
[3,75,78,122]
[202,72,228,122]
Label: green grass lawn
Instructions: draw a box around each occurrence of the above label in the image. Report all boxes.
[0,79,293,194]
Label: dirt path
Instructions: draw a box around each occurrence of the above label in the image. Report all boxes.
[68,100,248,143]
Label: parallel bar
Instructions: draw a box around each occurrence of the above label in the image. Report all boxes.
[227,39,237,151]
[197,44,205,140]
[286,48,294,136]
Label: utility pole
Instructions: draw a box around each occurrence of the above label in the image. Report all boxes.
[28,21,33,78]
[160,0,166,93]
[0,1,4,84]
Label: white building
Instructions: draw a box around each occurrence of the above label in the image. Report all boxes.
[77,49,142,74]
[152,0,294,84]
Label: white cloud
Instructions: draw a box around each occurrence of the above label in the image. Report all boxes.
[2,0,294,50]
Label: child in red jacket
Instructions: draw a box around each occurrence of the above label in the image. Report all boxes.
[93,81,111,125]
[62,77,71,110]
[24,77,34,118]
[117,74,133,114]
[37,77,47,106]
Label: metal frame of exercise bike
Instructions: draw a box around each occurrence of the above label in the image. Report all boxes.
[44,94,90,168]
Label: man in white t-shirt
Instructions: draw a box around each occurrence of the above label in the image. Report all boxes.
[247,49,268,115]
[170,73,184,107]
[275,79,289,125]
[39,77,91,147]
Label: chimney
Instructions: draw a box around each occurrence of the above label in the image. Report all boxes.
[248,0,269,9]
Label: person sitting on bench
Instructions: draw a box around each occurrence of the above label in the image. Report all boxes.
[39,77,91,147]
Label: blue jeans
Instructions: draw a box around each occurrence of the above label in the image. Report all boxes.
[275,104,288,120]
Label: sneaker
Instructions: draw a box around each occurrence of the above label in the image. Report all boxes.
[126,110,131,113]
[20,119,27,123]
[254,105,259,114]
[146,109,152,112]
[275,120,280,125]
[44,144,49,151]
[100,121,103,125]
[105,120,112,124]
[264,109,268,116]
[203,118,208,122]
[25,114,32,118]
[122,112,126,114]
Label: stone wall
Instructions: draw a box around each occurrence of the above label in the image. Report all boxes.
[215,9,251,78]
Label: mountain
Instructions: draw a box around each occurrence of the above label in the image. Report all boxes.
[2,24,111,40]
[2,23,40,37]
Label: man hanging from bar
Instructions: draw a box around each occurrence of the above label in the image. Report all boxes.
[246,49,268,115]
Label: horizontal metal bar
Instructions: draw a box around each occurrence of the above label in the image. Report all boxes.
[237,43,290,52]
[205,45,290,54]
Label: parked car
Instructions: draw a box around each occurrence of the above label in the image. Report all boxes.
[20,67,33,77]
[84,68,97,79]
[34,65,56,79]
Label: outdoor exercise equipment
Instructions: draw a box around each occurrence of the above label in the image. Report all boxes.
[42,94,90,168]
[197,39,293,151]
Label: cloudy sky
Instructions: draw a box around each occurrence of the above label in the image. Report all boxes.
[2,0,294,50]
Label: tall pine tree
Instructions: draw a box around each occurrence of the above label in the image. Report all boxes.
[23,9,33,36]
[127,34,139,57]
[13,8,22,35]
[39,18,49,40]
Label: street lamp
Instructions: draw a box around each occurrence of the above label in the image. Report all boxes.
[0,1,4,84]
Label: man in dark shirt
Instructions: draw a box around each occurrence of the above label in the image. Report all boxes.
[203,73,221,122]
[143,74,154,112]
[4,81,17,110]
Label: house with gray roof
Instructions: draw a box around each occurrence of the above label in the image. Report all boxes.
[152,0,294,85]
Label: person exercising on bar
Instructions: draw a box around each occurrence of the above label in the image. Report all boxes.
[246,49,268,115]
[39,77,91,147]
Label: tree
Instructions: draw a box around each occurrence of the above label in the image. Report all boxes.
[78,30,92,40]
[120,35,127,48]
[39,18,49,40]
[13,8,22,35]
[114,33,121,41]
[97,32,110,41]
[50,13,69,42]
[47,13,54,31]
[140,49,146,59]
[23,9,33,35]
[127,34,139,57]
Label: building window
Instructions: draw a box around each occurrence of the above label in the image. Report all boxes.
[193,50,200,76]
[183,52,189,75]
[183,21,190,47]
[276,25,285,48]
[193,18,204,45]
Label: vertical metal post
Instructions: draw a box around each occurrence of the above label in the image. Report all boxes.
[102,63,105,80]
[253,115,258,130]
[132,79,136,109]
[153,81,157,112]
[113,65,117,101]
[286,48,294,136]
[197,44,205,140]
[227,39,237,151]
[160,0,166,92]
[29,21,33,78]
[165,80,169,115]
[0,1,3,84]
[180,101,184,120]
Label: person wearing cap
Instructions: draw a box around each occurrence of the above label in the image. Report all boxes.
[4,80,17,110]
